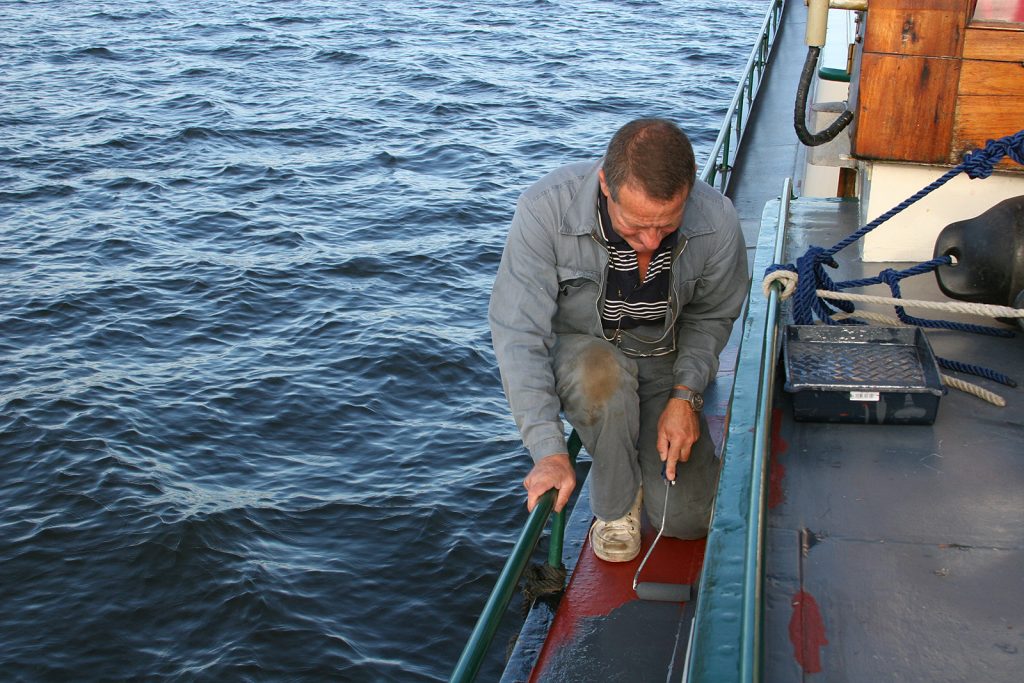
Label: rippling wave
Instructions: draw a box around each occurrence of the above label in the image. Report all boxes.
[0,0,765,679]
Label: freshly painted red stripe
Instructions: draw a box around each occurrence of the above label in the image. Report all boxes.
[789,589,828,673]
[527,334,738,680]
[768,408,789,509]
[529,523,706,681]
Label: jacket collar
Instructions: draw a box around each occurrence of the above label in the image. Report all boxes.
[558,161,603,237]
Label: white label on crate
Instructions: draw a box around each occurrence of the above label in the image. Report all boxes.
[850,391,880,402]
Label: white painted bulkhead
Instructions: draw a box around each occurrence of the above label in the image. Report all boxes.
[859,164,1024,262]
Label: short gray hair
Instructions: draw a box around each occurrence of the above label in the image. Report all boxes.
[603,118,696,201]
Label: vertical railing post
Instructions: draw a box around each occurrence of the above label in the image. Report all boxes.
[546,430,582,568]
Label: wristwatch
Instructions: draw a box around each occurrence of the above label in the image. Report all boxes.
[670,387,704,411]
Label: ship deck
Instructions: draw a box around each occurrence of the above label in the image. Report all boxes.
[503,205,1024,683]
[764,198,1024,682]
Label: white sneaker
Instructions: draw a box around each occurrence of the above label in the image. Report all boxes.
[590,488,642,562]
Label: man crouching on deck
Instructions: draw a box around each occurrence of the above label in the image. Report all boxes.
[489,118,748,562]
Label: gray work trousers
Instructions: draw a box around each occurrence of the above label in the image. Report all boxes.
[553,334,719,539]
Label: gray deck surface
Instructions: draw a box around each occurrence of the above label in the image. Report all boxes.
[763,199,1024,682]
[724,0,806,258]
[718,2,1023,678]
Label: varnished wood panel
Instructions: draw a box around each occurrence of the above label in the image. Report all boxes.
[863,0,971,57]
[963,25,1024,62]
[852,53,960,163]
[953,23,1023,171]
[959,60,1024,97]
[952,96,1024,171]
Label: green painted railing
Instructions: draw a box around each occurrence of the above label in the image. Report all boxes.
[701,0,785,193]
[682,181,790,683]
[449,431,582,683]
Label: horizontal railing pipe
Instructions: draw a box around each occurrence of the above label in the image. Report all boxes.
[700,0,785,193]
[684,179,791,682]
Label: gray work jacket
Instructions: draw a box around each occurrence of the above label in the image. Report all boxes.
[489,160,749,463]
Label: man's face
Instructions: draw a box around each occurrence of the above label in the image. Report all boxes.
[599,170,687,255]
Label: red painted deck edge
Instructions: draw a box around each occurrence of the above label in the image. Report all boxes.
[529,528,707,681]
[525,333,742,680]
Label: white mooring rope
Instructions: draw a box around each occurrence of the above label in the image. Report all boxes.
[941,374,1007,407]
[762,269,798,299]
[763,271,1014,406]
[819,290,1024,318]
[762,270,1024,318]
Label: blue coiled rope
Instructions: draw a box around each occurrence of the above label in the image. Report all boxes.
[836,259,1012,337]
[765,129,1024,387]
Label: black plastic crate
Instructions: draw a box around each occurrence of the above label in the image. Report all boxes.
[782,325,944,425]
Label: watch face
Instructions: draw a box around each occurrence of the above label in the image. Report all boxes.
[691,393,704,411]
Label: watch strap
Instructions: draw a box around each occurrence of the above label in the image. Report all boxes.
[670,387,703,411]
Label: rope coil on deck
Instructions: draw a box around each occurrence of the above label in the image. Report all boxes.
[763,130,1024,404]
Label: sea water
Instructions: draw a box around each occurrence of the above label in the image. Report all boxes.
[0,1,766,679]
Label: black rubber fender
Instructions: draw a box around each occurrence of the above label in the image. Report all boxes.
[934,195,1024,307]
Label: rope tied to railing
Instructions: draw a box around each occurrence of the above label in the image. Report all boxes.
[763,130,1024,400]
[520,562,566,614]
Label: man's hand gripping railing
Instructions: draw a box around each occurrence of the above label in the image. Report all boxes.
[449,431,581,683]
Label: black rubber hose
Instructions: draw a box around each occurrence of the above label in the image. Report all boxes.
[794,46,854,147]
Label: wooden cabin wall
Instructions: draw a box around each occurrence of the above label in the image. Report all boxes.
[953,24,1024,167]
[850,0,1023,172]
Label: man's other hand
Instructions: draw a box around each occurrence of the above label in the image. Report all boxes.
[523,453,576,513]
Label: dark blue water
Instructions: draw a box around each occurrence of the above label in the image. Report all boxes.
[0,1,765,679]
